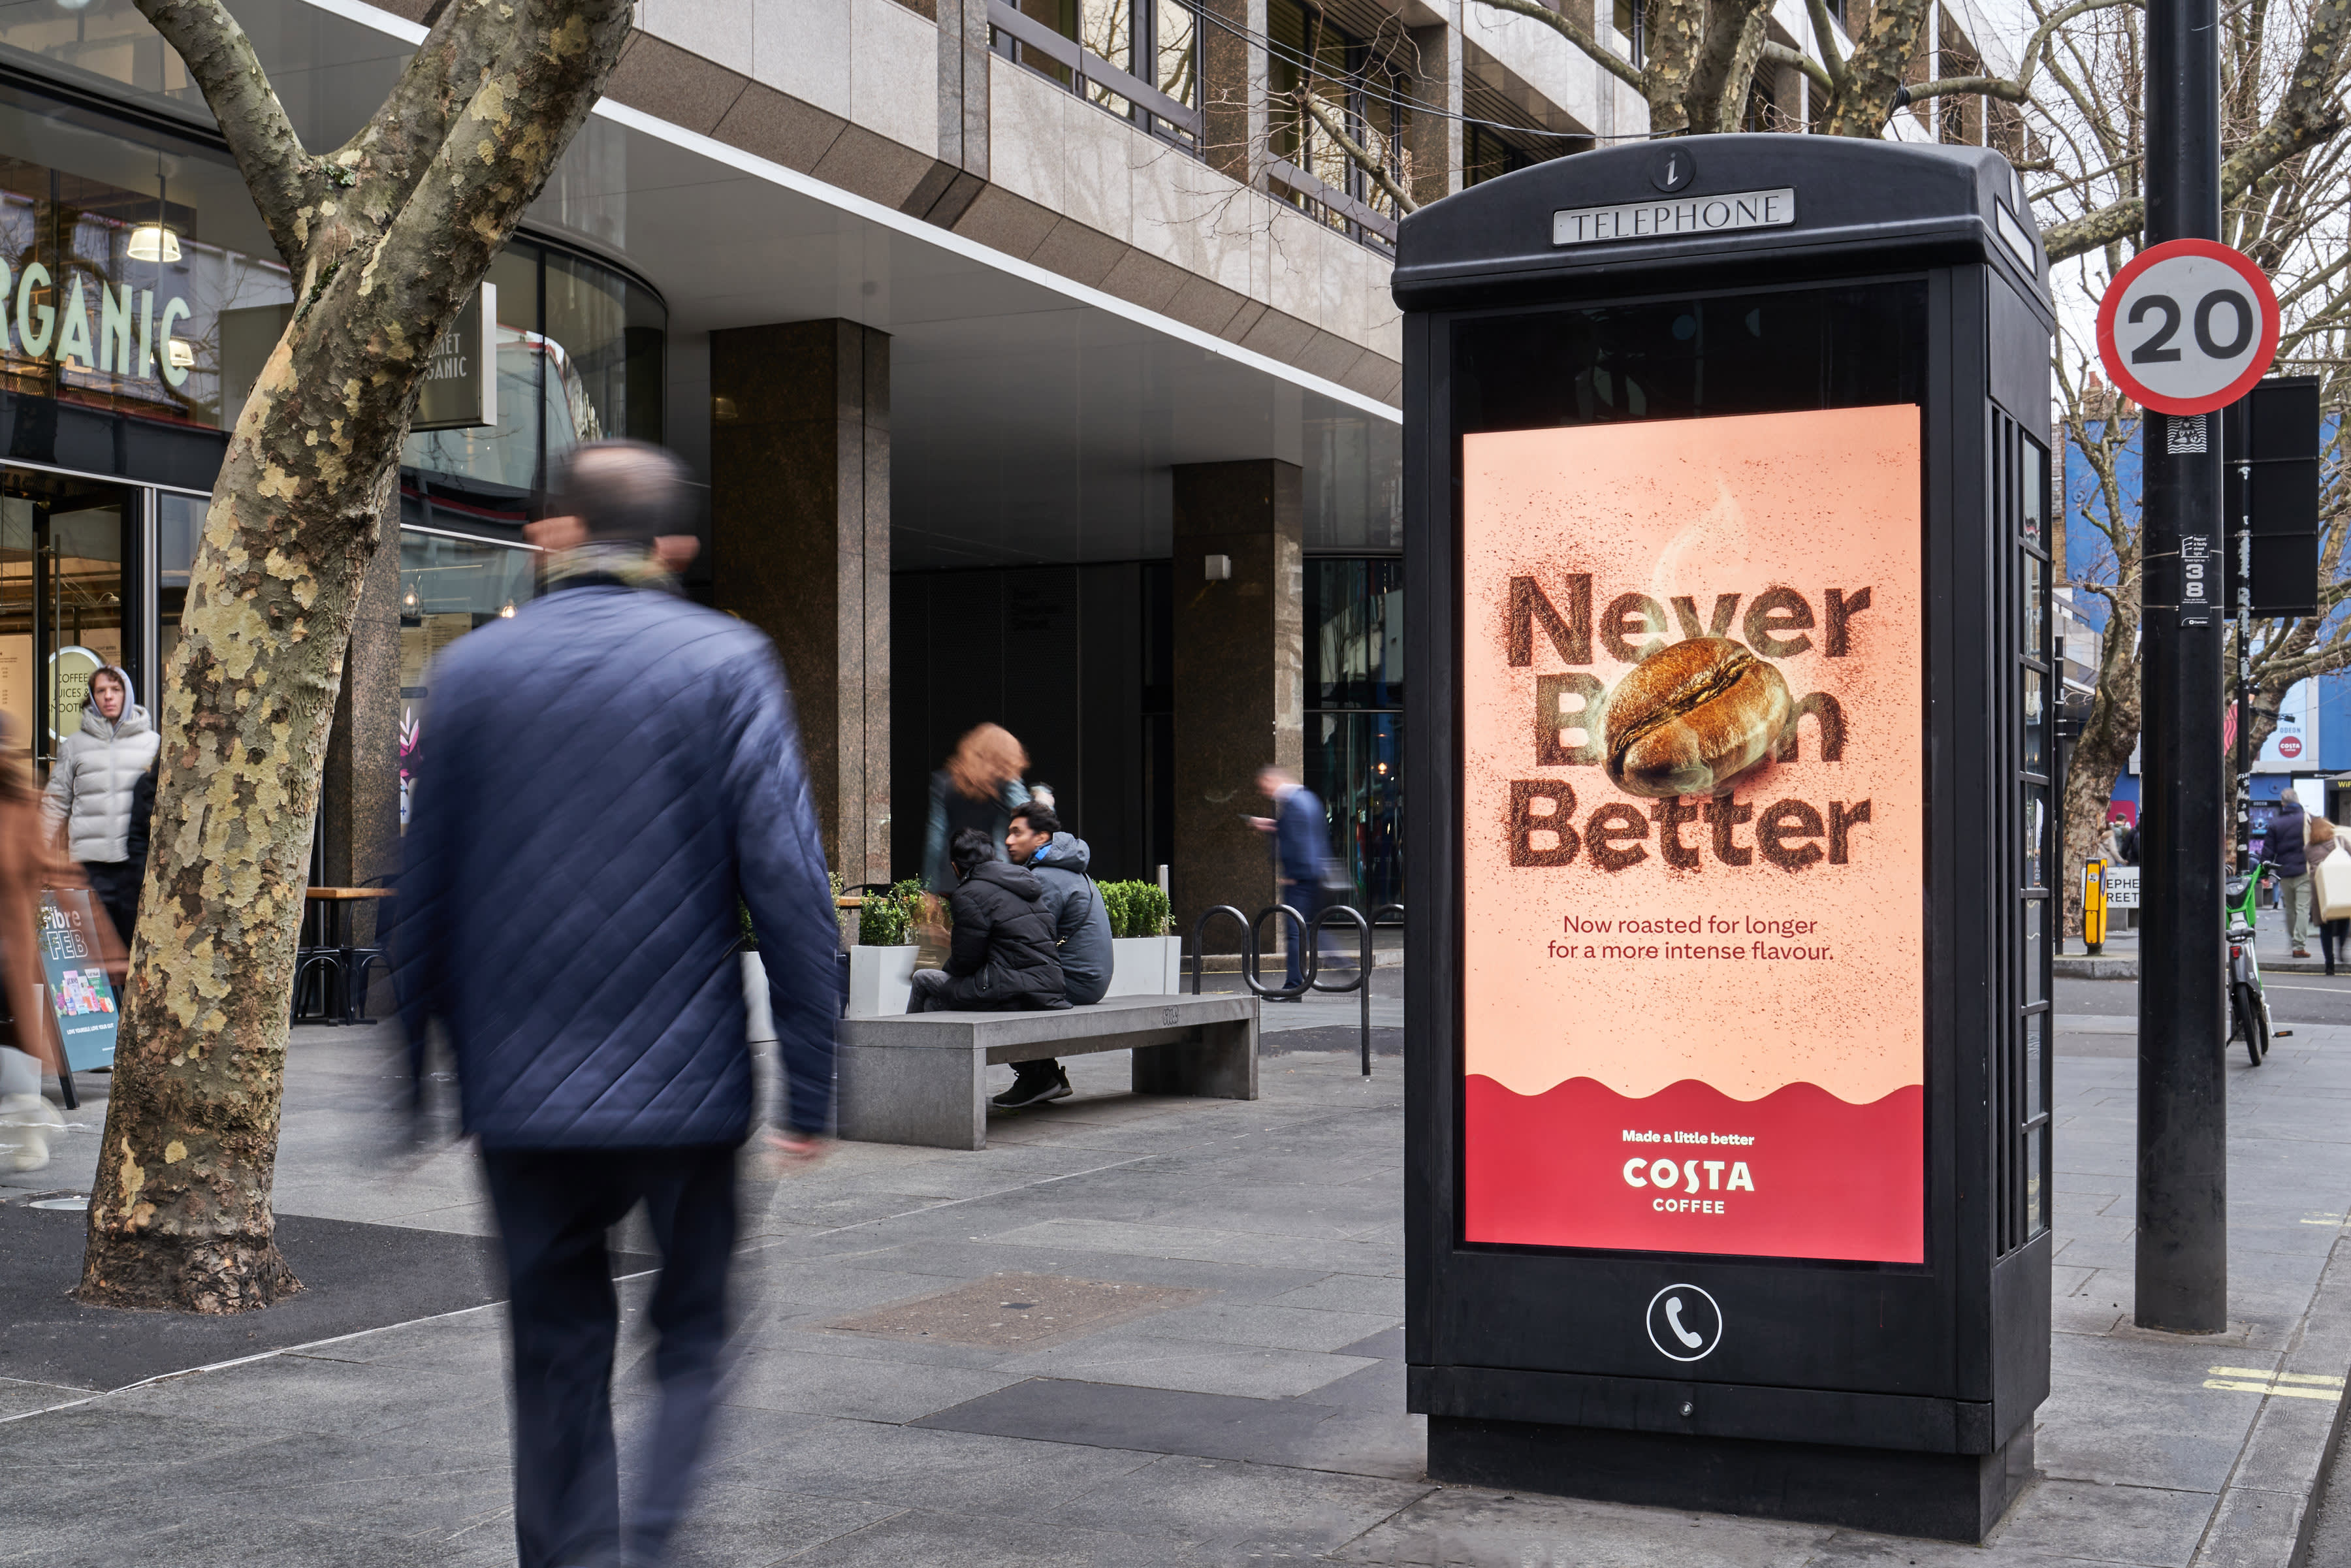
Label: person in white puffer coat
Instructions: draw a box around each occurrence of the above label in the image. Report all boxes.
[44,665,159,947]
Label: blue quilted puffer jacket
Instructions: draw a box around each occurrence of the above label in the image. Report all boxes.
[394,581,837,1146]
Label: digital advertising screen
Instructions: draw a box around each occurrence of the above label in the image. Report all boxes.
[1460,405,1925,1265]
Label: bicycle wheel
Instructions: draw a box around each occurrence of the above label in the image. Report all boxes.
[2233,980,2270,1065]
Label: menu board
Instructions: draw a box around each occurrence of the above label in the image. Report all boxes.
[1459,406,1925,1264]
[40,888,118,1072]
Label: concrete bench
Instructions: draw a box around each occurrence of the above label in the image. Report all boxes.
[835,993,1258,1149]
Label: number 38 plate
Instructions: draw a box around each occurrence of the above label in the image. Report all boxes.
[2096,239,2280,417]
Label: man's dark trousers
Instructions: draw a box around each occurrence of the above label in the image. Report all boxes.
[481,1142,739,1568]
[1279,879,1325,992]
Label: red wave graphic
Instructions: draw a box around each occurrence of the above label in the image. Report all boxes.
[1465,1075,1924,1263]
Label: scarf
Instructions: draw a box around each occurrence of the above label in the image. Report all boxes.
[543,540,679,594]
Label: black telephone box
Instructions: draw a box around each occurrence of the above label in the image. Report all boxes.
[1396,135,2055,1542]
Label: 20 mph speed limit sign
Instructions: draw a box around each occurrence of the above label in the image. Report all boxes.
[2096,240,2280,415]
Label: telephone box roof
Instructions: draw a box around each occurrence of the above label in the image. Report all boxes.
[1393,134,2051,317]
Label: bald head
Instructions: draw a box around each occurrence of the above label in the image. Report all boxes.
[545,439,692,543]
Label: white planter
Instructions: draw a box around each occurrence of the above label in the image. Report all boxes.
[741,951,776,1044]
[1105,934,1185,997]
[848,944,920,1017]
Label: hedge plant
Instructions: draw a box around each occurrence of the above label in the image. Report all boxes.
[857,878,927,947]
[1099,880,1170,939]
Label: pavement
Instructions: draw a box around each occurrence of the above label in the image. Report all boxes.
[0,971,2346,1566]
[2056,902,2348,979]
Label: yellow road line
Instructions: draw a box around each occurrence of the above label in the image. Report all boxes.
[2206,1366,2347,1401]
[2210,1366,2346,1386]
[2204,1379,2342,1401]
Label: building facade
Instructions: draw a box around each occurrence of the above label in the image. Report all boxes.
[0,0,2017,943]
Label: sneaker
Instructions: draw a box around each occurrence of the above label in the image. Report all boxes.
[993,1066,1072,1110]
[1,1093,61,1173]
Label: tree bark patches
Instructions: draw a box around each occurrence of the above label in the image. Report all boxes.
[77,1231,302,1315]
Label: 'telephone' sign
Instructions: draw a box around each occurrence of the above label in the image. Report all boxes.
[0,259,193,388]
[1459,406,1926,1265]
[1551,188,1795,248]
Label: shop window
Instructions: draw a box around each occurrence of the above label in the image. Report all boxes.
[402,240,663,509]
[0,468,131,776]
[156,486,200,678]
[1305,558,1403,910]
[0,80,292,434]
[396,530,541,829]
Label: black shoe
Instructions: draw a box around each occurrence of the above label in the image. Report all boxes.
[993,1066,1072,1109]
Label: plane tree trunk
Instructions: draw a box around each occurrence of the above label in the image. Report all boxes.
[76,0,630,1313]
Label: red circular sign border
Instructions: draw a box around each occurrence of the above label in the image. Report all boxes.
[2095,238,2282,416]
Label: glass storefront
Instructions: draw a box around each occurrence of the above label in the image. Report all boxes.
[0,465,130,771]
[1305,557,1403,910]
[0,78,292,434]
[401,236,665,529]
[392,237,662,825]
[396,528,539,827]
[0,74,662,799]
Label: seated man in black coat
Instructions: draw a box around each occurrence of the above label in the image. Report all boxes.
[908,829,1072,1042]
[995,801,1114,1109]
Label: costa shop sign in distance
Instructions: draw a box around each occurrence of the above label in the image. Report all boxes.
[1462,405,1924,1264]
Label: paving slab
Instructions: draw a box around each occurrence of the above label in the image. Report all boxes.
[0,1022,2345,1566]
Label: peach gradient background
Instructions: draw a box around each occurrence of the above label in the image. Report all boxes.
[1462,406,1924,1104]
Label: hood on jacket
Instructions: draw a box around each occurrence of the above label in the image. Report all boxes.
[964,859,1044,901]
[1030,831,1092,874]
[79,666,151,741]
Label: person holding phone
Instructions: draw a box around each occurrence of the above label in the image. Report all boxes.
[1244,765,1343,996]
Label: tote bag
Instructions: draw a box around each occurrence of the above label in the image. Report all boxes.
[2316,840,2351,921]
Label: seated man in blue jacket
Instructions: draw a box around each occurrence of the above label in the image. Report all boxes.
[396,440,839,1568]
[995,801,1113,1108]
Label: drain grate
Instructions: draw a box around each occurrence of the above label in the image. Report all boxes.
[821,1272,1210,1349]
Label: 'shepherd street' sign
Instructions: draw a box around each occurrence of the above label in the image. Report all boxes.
[412,281,499,433]
[1552,189,1796,248]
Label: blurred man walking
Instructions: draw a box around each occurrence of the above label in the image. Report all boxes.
[397,440,838,1568]
[1247,766,1343,994]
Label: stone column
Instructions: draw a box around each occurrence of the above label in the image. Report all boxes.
[1409,16,1463,208]
[910,0,991,225]
[319,505,403,999]
[1171,460,1303,945]
[711,320,891,888]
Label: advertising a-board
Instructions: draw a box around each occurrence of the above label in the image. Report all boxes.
[1461,405,1925,1264]
[39,888,118,1072]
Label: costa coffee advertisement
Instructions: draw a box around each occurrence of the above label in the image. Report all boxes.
[1461,406,1925,1264]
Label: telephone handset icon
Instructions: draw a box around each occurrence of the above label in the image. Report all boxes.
[1665,1296,1704,1349]
[1644,1283,1723,1361]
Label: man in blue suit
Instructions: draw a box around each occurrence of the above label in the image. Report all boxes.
[397,440,839,1568]
[1247,765,1340,995]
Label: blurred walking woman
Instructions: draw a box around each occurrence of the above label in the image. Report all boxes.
[923,724,1031,893]
[43,666,158,947]
[0,719,84,1171]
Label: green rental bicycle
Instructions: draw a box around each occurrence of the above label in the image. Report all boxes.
[2225,861,2278,1066]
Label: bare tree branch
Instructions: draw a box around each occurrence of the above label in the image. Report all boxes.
[130,0,319,268]
[1761,40,1835,95]
[1293,88,1419,216]
[1468,0,1648,93]
[1823,0,1932,135]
